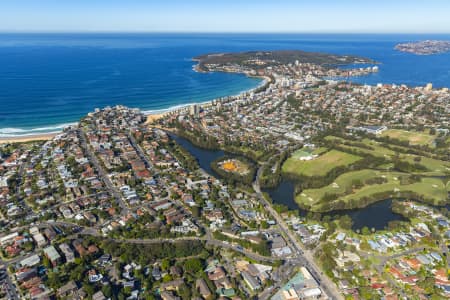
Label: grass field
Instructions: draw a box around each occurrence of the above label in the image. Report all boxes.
[282,149,362,177]
[402,155,450,175]
[290,147,327,160]
[297,169,379,203]
[381,129,436,146]
[325,135,450,176]
[290,149,313,159]
[296,170,448,211]
[325,136,395,158]
[353,138,395,156]
[290,134,449,212]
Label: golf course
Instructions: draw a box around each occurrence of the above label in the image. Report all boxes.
[281,131,450,212]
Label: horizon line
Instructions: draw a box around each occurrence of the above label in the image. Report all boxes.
[1,30,450,35]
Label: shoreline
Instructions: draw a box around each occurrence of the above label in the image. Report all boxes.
[145,68,270,124]
[2,65,269,143]
[0,132,58,144]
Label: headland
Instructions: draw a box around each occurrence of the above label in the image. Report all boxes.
[395,40,450,55]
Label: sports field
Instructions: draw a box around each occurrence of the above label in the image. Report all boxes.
[289,147,327,159]
[282,149,362,177]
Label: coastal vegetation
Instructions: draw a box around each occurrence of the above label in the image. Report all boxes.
[99,239,207,264]
[165,139,200,170]
[194,50,376,71]
[259,151,291,188]
[172,124,272,161]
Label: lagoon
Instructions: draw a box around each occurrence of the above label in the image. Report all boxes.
[173,134,410,231]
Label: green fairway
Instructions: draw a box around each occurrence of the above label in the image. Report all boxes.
[297,169,379,203]
[296,170,448,211]
[282,149,362,177]
[291,134,450,212]
[402,155,450,175]
[381,129,436,146]
[324,135,450,176]
[325,136,395,158]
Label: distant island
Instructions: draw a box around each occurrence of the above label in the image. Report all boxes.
[395,40,450,55]
[193,50,376,72]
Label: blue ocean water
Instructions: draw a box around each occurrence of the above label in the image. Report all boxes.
[0,33,449,136]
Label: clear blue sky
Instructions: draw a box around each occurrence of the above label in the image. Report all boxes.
[1,0,449,33]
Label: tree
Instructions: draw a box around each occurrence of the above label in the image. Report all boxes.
[178,283,192,300]
[361,226,371,235]
[82,282,95,297]
[42,255,51,269]
[145,294,156,300]
[70,264,85,282]
[102,285,113,298]
[47,271,61,289]
[339,215,353,230]
[161,258,171,271]
[183,258,203,274]
[260,220,269,229]
[418,277,436,294]
[191,206,201,218]
[359,240,370,251]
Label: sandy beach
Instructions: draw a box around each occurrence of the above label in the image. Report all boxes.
[0,132,58,144]
[0,71,270,144]
[143,73,271,124]
[0,113,167,144]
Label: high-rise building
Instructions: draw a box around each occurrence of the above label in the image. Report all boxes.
[190,104,200,117]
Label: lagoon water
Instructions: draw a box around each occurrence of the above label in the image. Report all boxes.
[1,33,450,136]
[171,134,408,230]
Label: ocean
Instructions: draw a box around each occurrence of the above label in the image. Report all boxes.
[1,33,450,137]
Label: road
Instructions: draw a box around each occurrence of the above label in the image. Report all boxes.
[253,166,344,300]
[15,218,279,264]
[14,155,36,221]
[0,264,19,300]
[127,132,154,171]
[77,129,129,215]
[125,133,280,261]
[77,226,278,263]
[374,246,425,269]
